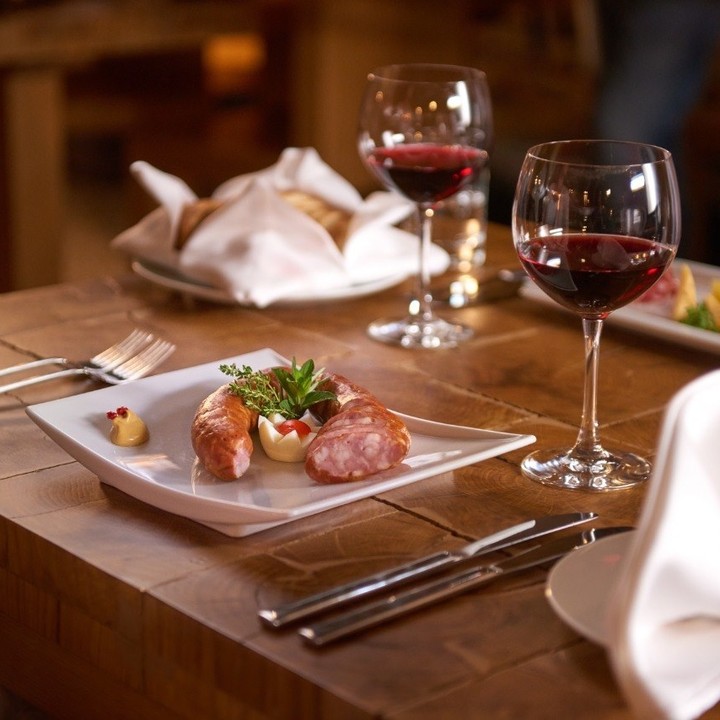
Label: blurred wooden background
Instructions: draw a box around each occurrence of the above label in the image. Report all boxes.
[0,0,717,291]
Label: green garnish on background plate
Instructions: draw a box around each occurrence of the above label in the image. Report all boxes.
[681,303,719,332]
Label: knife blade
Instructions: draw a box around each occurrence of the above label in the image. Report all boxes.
[298,526,632,646]
[258,511,597,628]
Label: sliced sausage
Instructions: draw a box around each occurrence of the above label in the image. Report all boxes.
[305,373,411,483]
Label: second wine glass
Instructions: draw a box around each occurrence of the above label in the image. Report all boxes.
[358,63,492,349]
[512,139,681,490]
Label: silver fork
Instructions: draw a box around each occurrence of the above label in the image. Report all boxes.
[0,338,175,393]
[0,329,155,378]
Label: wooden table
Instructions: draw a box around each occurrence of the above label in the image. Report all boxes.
[0,223,717,719]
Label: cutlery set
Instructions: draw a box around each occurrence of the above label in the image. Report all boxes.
[0,329,175,394]
[259,512,632,646]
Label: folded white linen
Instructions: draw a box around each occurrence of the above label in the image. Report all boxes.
[608,369,720,720]
[112,147,450,307]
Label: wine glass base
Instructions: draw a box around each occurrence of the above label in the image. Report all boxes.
[367,316,473,349]
[520,447,650,491]
[432,269,525,308]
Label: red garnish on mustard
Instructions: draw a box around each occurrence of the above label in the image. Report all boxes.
[106,406,149,446]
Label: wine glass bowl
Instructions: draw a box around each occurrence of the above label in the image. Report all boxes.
[512,140,681,490]
[357,63,492,349]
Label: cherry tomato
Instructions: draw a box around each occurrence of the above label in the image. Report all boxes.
[275,419,312,437]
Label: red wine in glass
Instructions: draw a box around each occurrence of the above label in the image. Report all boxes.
[358,63,492,349]
[512,139,681,491]
[517,234,675,317]
[367,144,487,205]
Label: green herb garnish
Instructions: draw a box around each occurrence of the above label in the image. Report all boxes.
[680,302,718,332]
[219,358,335,419]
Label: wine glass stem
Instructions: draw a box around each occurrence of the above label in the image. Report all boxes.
[575,317,604,456]
[412,205,435,323]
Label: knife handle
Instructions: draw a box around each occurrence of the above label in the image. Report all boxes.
[299,565,504,646]
[258,551,458,628]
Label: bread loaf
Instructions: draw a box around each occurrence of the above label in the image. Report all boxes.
[175,198,224,249]
[174,190,352,250]
[280,190,351,250]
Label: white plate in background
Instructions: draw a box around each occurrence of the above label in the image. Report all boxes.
[521,259,720,355]
[132,259,407,306]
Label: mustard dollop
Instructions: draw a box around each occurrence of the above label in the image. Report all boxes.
[106,406,149,447]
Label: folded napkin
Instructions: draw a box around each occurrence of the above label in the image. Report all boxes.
[607,369,720,720]
[112,147,449,307]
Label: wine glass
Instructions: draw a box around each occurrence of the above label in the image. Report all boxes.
[512,140,681,490]
[357,63,492,349]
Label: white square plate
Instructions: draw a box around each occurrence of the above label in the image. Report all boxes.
[26,348,536,536]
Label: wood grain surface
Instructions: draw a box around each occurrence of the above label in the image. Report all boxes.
[0,224,717,719]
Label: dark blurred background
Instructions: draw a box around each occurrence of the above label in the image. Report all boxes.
[1,0,718,290]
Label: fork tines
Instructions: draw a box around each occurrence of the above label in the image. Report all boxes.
[112,339,176,381]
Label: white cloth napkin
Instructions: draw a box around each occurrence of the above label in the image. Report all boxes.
[607,369,720,720]
[112,147,449,307]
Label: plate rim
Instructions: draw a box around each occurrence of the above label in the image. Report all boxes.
[545,530,636,645]
[131,258,408,306]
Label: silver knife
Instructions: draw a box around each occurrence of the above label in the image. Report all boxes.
[258,511,597,628]
[299,526,631,646]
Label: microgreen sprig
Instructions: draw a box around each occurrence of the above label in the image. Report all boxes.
[220,358,336,419]
[220,363,284,415]
[681,302,718,332]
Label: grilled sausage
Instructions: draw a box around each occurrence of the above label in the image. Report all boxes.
[191,385,258,480]
[191,371,410,484]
